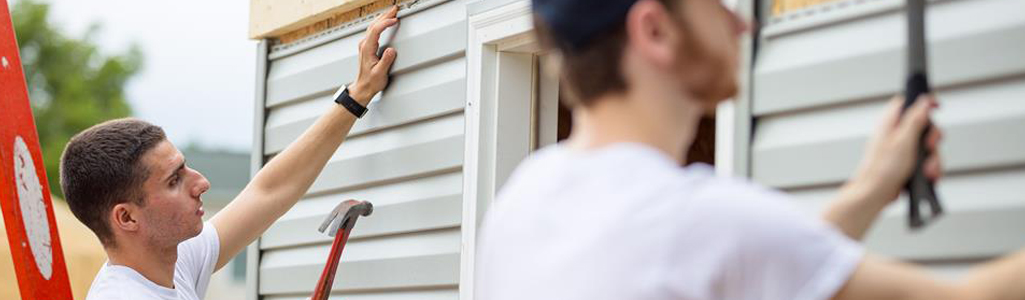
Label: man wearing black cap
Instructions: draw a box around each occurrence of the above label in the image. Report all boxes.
[475,0,1025,299]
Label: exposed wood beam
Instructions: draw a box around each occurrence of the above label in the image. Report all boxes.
[250,0,383,39]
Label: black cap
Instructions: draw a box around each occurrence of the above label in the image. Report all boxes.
[532,0,639,51]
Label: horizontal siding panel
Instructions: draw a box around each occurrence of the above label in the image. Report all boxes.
[325,114,464,162]
[786,167,1025,261]
[293,171,462,211]
[264,55,466,130]
[753,111,1025,189]
[752,77,1025,189]
[865,203,1025,261]
[264,2,467,108]
[263,288,458,300]
[264,58,467,155]
[267,107,463,160]
[260,252,460,295]
[305,135,464,195]
[264,171,462,250]
[261,194,462,250]
[753,0,1025,115]
[261,229,460,267]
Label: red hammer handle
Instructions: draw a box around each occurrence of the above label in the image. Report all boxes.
[310,226,353,300]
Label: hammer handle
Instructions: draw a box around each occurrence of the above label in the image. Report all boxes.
[311,222,354,300]
[904,72,943,228]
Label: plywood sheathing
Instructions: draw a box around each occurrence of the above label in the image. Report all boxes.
[772,0,844,16]
[251,0,373,39]
[278,0,415,44]
[250,0,413,42]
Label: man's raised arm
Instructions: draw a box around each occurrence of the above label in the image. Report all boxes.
[833,251,1025,300]
[208,6,400,270]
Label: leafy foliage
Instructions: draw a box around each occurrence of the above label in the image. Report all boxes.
[12,0,143,197]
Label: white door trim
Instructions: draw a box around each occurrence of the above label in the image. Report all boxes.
[461,1,534,299]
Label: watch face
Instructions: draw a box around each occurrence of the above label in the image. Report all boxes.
[13,136,53,280]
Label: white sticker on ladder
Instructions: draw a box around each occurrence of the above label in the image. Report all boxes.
[14,136,53,280]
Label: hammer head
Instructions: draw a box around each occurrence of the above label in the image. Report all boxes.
[318,199,374,237]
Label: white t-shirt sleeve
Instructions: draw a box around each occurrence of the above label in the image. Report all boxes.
[677,182,864,300]
[175,221,221,296]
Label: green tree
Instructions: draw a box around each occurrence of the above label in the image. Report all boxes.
[12,0,143,197]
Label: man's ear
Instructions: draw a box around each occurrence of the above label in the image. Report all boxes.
[625,0,683,69]
[110,202,141,233]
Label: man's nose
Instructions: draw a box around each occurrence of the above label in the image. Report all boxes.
[733,12,751,36]
[191,170,211,198]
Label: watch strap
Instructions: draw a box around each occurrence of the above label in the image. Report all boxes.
[333,86,368,118]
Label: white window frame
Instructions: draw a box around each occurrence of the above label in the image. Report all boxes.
[460,0,755,298]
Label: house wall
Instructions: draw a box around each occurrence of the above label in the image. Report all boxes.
[247,0,1025,297]
[250,0,468,298]
[749,0,1025,277]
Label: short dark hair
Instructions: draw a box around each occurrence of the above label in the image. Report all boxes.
[60,118,166,246]
[533,0,681,107]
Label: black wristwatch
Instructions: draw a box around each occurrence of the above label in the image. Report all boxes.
[333,86,368,118]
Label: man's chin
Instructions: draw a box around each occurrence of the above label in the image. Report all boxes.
[694,81,738,110]
[188,219,204,238]
[717,84,739,103]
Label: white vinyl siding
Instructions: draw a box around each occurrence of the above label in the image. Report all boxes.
[750,0,1025,275]
[250,0,468,299]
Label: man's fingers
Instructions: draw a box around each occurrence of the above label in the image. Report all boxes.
[923,151,943,181]
[372,5,398,21]
[924,126,943,181]
[877,96,904,134]
[897,95,934,140]
[372,47,397,75]
[927,126,943,151]
[382,5,398,19]
[364,17,399,53]
[884,96,904,126]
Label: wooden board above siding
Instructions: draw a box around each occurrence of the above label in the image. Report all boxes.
[772,0,847,16]
[250,0,405,39]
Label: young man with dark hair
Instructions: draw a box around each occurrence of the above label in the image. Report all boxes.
[476,0,1025,299]
[59,7,400,300]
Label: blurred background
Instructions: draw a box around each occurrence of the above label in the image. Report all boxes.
[1,0,255,299]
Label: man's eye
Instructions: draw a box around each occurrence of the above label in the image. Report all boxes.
[170,177,181,186]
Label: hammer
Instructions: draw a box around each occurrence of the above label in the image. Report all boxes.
[310,200,374,300]
[904,0,942,229]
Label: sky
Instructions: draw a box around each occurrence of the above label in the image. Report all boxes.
[41,0,257,152]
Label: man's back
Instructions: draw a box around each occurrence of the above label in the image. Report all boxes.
[476,143,863,300]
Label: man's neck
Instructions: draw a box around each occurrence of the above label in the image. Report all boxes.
[106,240,179,289]
[566,87,704,164]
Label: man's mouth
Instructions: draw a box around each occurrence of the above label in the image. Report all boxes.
[197,206,205,217]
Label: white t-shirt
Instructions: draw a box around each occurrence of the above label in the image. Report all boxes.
[86,222,220,300]
[476,143,864,300]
